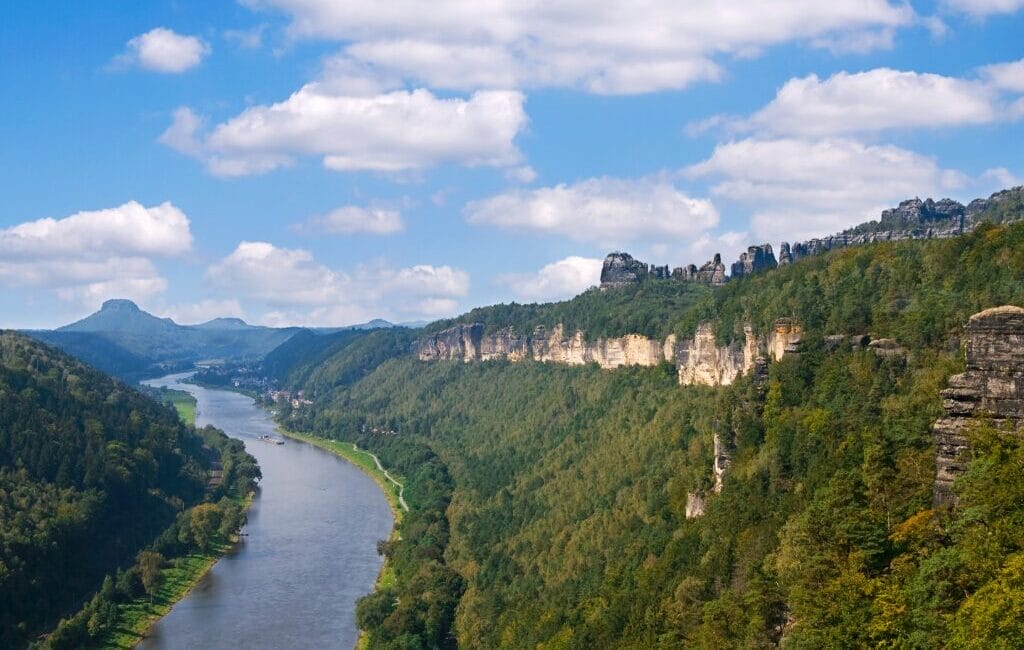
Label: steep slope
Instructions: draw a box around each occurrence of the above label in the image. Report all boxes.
[283,216,1024,647]
[0,332,256,648]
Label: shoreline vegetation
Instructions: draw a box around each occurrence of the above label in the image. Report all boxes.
[37,388,259,650]
[97,491,254,650]
[276,428,406,650]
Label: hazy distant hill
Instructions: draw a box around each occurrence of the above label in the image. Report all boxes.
[25,299,397,381]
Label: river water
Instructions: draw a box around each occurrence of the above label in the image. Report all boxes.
[138,373,393,649]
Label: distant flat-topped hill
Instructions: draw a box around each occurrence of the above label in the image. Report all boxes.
[25,299,395,381]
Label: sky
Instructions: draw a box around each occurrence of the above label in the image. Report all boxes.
[1,1,1022,329]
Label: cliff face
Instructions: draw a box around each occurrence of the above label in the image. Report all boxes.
[933,305,1024,505]
[418,320,796,385]
[418,324,675,369]
[676,324,752,386]
[731,244,778,278]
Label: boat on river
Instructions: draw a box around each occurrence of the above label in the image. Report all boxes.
[258,434,285,445]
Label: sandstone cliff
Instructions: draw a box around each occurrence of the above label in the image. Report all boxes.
[420,318,802,388]
[933,305,1024,505]
[418,323,675,369]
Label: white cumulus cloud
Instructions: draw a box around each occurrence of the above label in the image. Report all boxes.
[686,138,967,242]
[242,0,913,94]
[741,68,998,137]
[161,87,527,176]
[941,0,1024,16]
[116,28,209,73]
[980,58,1024,93]
[0,201,193,308]
[464,177,719,247]
[498,256,604,303]
[297,206,405,235]
[207,241,468,325]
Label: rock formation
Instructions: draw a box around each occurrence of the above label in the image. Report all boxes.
[600,252,649,288]
[685,492,706,519]
[598,188,1022,289]
[731,244,778,278]
[677,324,750,386]
[713,431,730,494]
[933,306,1024,505]
[418,323,675,369]
[419,319,799,388]
[416,323,483,361]
[768,318,803,361]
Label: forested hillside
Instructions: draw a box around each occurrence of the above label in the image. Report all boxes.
[0,332,258,648]
[280,217,1024,648]
[427,281,709,339]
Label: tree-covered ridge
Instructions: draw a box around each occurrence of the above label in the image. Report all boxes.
[0,332,255,648]
[281,219,1024,648]
[680,220,1024,349]
[426,281,709,340]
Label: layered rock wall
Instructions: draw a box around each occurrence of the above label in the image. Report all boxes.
[933,305,1024,505]
[419,324,675,369]
[419,319,804,387]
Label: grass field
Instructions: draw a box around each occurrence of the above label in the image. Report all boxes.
[165,389,197,426]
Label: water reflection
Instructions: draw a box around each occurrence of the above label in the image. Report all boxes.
[138,373,393,649]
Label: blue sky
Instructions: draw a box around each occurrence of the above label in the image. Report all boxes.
[1,0,1022,328]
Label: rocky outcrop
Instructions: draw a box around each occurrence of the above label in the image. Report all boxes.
[600,188,1022,286]
[420,320,802,387]
[731,244,778,278]
[479,326,530,361]
[599,253,676,288]
[768,318,803,361]
[677,324,761,386]
[600,252,649,288]
[685,492,706,519]
[417,323,483,361]
[419,323,674,369]
[868,338,907,359]
[933,306,1024,505]
[713,432,730,494]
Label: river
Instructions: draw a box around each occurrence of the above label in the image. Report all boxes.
[138,373,393,649]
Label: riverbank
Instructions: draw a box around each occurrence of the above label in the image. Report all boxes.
[277,429,407,522]
[276,429,406,650]
[69,490,253,650]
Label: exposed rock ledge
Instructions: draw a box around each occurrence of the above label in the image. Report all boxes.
[933,305,1024,505]
[418,318,803,387]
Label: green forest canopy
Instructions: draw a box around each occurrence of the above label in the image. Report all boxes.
[278,217,1024,648]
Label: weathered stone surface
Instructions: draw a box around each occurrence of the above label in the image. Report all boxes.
[869,338,907,359]
[419,319,802,388]
[713,431,730,494]
[731,244,778,278]
[685,492,706,519]
[778,242,794,266]
[417,323,483,361]
[677,324,744,386]
[933,305,1024,505]
[600,252,649,289]
[479,326,530,361]
[768,318,802,361]
[697,254,728,285]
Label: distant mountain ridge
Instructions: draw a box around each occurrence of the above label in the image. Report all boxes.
[25,299,397,381]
